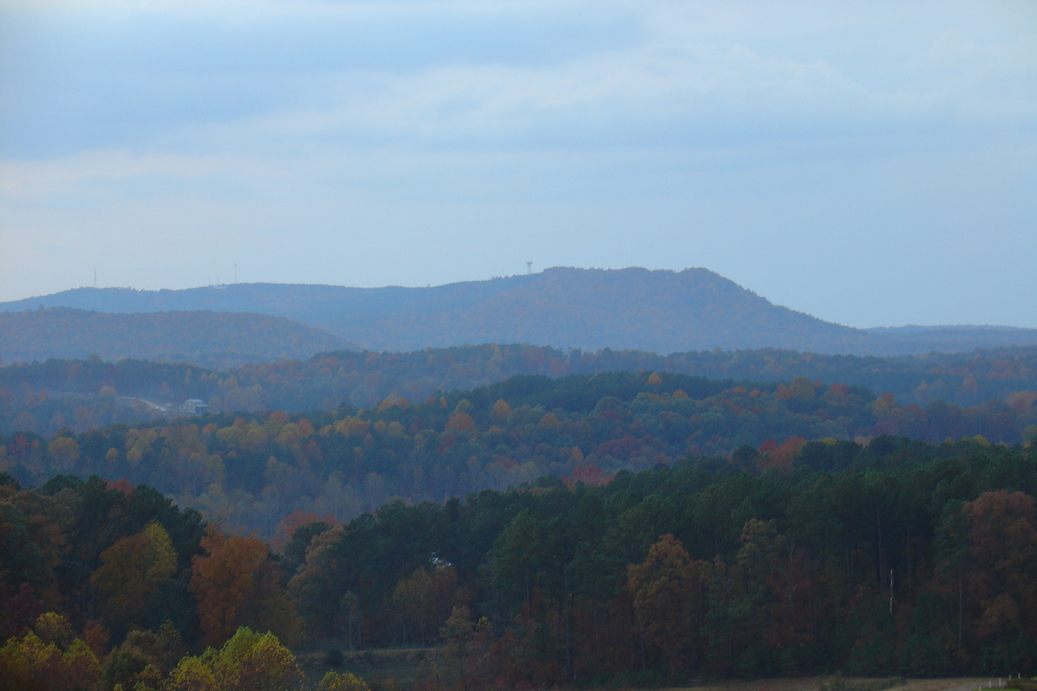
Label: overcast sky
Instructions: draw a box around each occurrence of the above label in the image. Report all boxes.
[1,0,1034,328]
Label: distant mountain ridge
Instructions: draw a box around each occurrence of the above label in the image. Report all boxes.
[0,308,352,369]
[3,267,1036,356]
[862,325,1037,353]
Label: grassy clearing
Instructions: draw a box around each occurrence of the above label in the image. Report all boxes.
[296,647,431,687]
[665,679,1018,691]
[293,657,1023,691]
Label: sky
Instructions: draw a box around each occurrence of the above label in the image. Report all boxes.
[1,0,1035,329]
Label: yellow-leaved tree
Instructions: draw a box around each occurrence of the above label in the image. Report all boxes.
[164,627,301,691]
[319,670,370,691]
[0,614,104,691]
[390,564,459,646]
[90,521,176,624]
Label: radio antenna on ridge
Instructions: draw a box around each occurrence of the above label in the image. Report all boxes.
[526,261,532,275]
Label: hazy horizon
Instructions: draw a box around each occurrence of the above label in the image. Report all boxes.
[2,0,1035,329]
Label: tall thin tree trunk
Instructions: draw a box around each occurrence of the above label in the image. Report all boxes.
[958,573,964,650]
[593,602,602,679]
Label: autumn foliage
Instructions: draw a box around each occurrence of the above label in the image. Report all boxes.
[90,522,176,623]
[4,365,1036,539]
[190,529,298,647]
[1,362,1037,689]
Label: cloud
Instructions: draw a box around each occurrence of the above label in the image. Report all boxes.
[3,0,1033,159]
[2,0,1032,199]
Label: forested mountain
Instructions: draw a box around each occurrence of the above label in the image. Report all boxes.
[7,267,1036,355]
[0,307,352,369]
[2,438,1036,688]
[3,344,1036,437]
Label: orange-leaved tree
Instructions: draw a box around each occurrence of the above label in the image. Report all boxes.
[962,491,1037,646]
[627,534,707,677]
[192,528,301,647]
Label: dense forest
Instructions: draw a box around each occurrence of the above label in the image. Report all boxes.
[2,370,1035,536]
[3,344,1037,689]
[3,342,1036,437]
[2,436,1036,690]
[0,472,366,691]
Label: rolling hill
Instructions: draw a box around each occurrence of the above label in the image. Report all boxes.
[0,307,352,369]
[4,267,1036,356]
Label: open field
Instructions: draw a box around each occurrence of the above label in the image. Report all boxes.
[294,655,1017,691]
[297,648,431,686]
[673,678,1014,691]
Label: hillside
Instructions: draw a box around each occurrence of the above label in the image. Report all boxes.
[0,307,352,369]
[9,267,1035,355]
